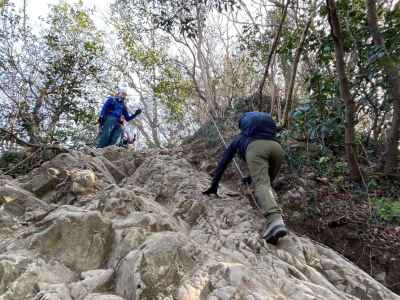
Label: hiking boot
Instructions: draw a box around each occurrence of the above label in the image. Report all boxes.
[262,218,288,245]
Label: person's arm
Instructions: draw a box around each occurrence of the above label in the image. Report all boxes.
[99,97,113,118]
[123,107,142,122]
[203,137,239,195]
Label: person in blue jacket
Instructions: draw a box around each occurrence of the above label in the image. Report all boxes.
[96,82,142,148]
[203,111,287,244]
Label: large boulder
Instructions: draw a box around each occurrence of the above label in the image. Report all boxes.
[115,232,200,300]
[126,155,208,226]
[99,186,174,219]
[69,269,114,300]
[0,252,32,295]
[108,212,185,268]
[28,206,113,272]
[103,186,188,268]
[0,181,49,217]
[0,252,75,300]
[96,146,145,177]
[33,283,72,300]
[19,152,118,202]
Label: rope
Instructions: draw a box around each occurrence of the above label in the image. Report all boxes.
[208,112,245,178]
[207,109,262,211]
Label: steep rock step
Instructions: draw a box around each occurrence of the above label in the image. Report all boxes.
[0,148,398,300]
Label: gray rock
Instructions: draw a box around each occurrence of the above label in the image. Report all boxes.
[115,232,199,300]
[34,283,72,300]
[21,152,117,200]
[69,269,114,300]
[29,206,113,272]
[0,182,49,217]
[1,150,399,300]
[0,252,31,294]
[0,253,75,300]
[83,294,126,300]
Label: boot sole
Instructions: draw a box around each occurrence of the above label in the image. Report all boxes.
[264,225,288,245]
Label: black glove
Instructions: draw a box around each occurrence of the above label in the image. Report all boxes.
[134,109,142,116]
[241,176,252,185]
[203,183,219,197]
[98,116,104,125]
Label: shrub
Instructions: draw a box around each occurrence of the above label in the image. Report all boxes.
[371,197,400,224]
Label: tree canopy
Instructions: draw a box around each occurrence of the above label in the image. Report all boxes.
[0,0,399,174]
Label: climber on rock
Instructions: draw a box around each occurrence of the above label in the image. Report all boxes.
[203,111,287,245]
[96,82,142,148]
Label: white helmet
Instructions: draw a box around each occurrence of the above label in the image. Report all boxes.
[117,82,129,94]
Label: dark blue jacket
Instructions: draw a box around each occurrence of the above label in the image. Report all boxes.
[99,96,137,121]
[211,112,278,186]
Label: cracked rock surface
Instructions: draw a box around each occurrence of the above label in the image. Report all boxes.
[0,147,398,300]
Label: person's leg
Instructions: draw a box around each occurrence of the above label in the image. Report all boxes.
[268,142,284,183]
[246,140,287,244]
[246,140,282,224]
[96,116,118,148]
[109,124,123,146]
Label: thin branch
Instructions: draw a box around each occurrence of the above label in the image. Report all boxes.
[257,0,291,110]
[0,128,67,151]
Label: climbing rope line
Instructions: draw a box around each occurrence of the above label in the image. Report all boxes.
[209,115,244,178]
[206,107,262,212]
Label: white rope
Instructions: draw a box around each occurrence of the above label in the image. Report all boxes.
[209,113,244,178]
[206,107,264,212]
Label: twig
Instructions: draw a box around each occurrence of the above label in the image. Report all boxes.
[257,0,291,109]
[369,247,373,275]
[0,128,67,151]
[3,148,40,175]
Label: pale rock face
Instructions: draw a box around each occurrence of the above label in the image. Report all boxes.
[121,154,399,300]
[34,283,73,300]
[0,181,49,217]
[28,206,113,272]
[69,269,114,300]
[115,232,199,300]
[19,152,118,201]
[0,252,32,295]
[0,149,399,300]
[96,146,145,177]
[0,207,14,225]
[0,253,75,300]
[100,186,173,218]
[83,293,126,300]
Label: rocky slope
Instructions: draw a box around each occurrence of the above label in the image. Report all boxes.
[0,146,399,300]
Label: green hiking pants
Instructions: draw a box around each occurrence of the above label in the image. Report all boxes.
[245,139,284,224]
[96,116,123,148]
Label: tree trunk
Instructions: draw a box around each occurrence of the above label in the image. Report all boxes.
[326,0,362,182]
[135,121,157,148]
[366,0,400,174]
[282,16,312,128]
[257,0,290,111]
[195,3,220,114]
[150,13,161,149]
[280,56,291,101]
[23,0,27,38]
